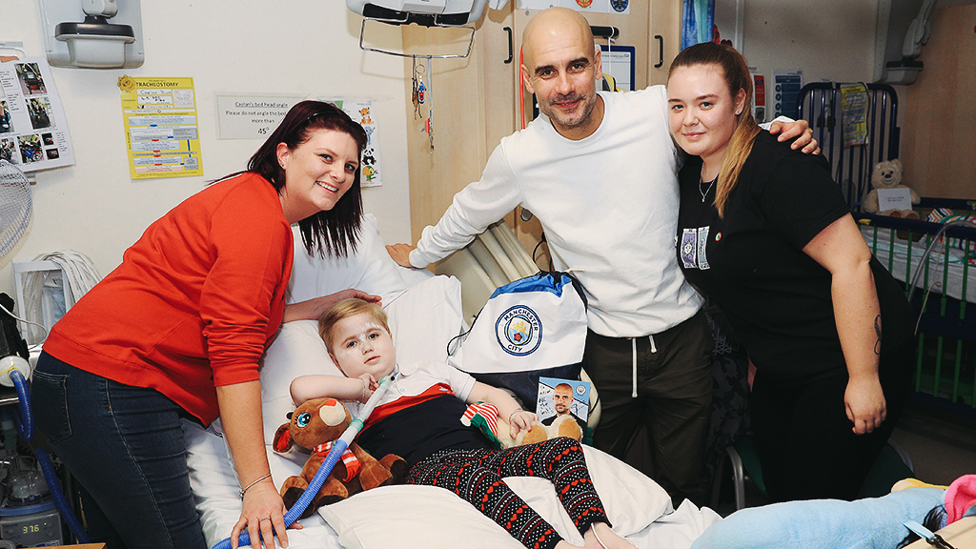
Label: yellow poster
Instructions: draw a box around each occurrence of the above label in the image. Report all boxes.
[118,75,203,179]
[840,83,869,148]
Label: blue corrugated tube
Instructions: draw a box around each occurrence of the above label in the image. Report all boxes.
[212,375,393,549]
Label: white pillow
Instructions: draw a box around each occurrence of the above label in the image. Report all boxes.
[319,445,672,548]
[287,213,409,305]
[322,485,523,549]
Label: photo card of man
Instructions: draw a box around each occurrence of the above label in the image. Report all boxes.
[537,377,590,434]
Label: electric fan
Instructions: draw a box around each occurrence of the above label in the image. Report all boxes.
[0,159,32,260]
[0,158,32,384]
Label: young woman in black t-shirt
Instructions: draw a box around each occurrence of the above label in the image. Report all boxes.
[665,42,914,502]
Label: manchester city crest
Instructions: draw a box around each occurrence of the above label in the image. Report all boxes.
[495,305,542,356]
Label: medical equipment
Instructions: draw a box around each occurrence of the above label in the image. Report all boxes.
[1,164,100,344]
[347,0,512,27]
[874,0,936,84]
[1,165,98,347]
[38,0,145,69]
[0,452,63,548]
[0,503,61,547]
[0,295,88,545]
[212,375,394,549]
[348,0,510,57]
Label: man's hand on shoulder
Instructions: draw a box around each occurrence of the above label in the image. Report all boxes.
[769,119,821,155]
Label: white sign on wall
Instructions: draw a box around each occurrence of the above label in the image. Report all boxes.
[215,94,303,140]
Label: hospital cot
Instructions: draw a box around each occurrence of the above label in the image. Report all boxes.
[798,83,976,416]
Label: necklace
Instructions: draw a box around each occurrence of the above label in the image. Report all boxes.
[699,175,718,202]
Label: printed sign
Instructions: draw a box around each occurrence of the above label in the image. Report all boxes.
[215,94,302,140]
[877,188,912,212]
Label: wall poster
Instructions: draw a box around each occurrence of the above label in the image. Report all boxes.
[118,75,203,180]
[0,57,75,172]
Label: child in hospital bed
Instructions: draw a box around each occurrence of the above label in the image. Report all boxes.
[289,298,635,549]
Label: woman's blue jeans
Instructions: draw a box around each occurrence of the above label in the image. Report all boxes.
[31,351,207,549]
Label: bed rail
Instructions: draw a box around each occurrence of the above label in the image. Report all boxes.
[854,208,976,415]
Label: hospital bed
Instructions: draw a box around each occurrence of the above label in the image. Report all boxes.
[184,214,721,549]
[798,83,976,415]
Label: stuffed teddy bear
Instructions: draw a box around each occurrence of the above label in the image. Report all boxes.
[511,414,584,447]
[460,402,583,450]
[273,397,407,517]
[863,159,920,217]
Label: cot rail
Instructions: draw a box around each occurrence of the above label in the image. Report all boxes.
[853,211,976,415]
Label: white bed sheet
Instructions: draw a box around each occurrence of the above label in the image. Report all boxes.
[186,214,721,549]
[862,226,976,304]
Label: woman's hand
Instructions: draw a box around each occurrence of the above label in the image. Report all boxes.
[844,375,887,435]
[232,479,289,549]
[386,243,417,268]
[508,409,538,439]
[283,289,381,322]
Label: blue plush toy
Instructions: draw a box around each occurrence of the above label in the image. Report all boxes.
[692,487,946,549]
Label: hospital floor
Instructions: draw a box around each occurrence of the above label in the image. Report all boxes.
[711,398,976,516]
[889,399,976,487]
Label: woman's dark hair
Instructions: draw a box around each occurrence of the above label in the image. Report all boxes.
[247,100,368,258]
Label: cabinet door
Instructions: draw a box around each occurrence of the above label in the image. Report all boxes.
[648,0,682,85]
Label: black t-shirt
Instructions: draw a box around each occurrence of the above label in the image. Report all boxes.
[356,394,494,469]
[676,131,913,380]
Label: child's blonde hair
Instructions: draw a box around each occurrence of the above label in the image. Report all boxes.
[318,298,391,353]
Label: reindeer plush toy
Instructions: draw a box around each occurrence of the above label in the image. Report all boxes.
[273,397,407,517]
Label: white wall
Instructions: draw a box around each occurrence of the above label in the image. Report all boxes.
[739,0,878,85]
[0,1,412,302]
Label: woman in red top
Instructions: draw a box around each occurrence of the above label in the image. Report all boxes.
[31,101,377,549]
